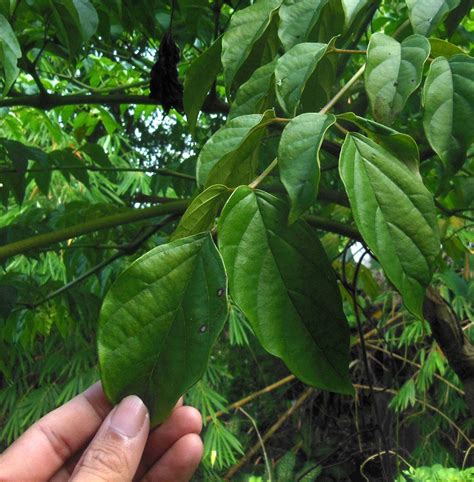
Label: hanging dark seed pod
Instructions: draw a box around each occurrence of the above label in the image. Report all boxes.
[149,31,183,113]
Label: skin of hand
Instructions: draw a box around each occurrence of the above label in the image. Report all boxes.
[0,382,203,481]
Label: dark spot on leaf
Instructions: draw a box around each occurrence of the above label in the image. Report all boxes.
[217,288,225,297]
[199,324,207,333]
[394,81,398,86]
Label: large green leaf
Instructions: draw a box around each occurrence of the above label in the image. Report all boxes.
[339,133,440,318]
[184,37,222,134]
[222,0,281,93]
[218,186,352,394]
[278,0,329,51]
[196,110,275,187]
[228,60,276,120]
[98,233,228,425]
[338,112,420,174]
[0,14,21,96]
[365,33,430,125]
[406,0,461,36]
[341,0,372,28]
[429,38,465,58]
[72,0,99,41]
[171,185,230,240]
[279,113,336,223]
[422,54,474,173]
[275,41,332,116]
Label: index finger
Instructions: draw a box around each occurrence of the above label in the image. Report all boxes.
[0,382,112,481]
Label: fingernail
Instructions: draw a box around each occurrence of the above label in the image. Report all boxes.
[110,395,148,437]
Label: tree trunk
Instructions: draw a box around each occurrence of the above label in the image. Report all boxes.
[423,287,474,417]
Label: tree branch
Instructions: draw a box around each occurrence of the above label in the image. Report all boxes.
[0,164,196,181]
[0,93,229,114]
[0,199,190,262]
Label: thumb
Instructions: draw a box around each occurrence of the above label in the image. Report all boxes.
[70,395,149,482]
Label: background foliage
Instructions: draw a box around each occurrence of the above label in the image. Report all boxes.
[0,0,473,480]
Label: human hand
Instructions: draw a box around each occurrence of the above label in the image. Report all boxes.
[0,382,203,481]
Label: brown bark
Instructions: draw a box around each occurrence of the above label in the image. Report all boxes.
[423,287,474,417]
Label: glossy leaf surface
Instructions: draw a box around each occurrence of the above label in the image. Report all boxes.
[279,113,336,222]
[422,54,474,173]
[365,33,430,125]
[406,0,460,36]
[218,187,352,394]
[339,133,440,318]
[98,233,228,424]
[171,184,229,240]
[184,37,222,134]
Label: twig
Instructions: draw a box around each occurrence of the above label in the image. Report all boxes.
[354,384,472,446]
[249,158,278,189]
[16,216,179,309]
[351,250,391,481]
[239,407,272,482]
[319,64,366,115]
[0,164,196,181]
[360,450,413,481]
[224,388,314,480]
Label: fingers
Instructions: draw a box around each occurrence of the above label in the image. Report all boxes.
[0,382,112,481]
[70,395,150,482]
[141,433,203,482]
[135,406,202,479]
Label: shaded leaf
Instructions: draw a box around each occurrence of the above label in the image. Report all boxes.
[72,0,99,41]
[98,233,228,424]
[429,38,465,58]
[184,37,222,134]
[196,110,274,187]
[0,14,21,96]
[279,112,336,222]
[171,184,229,240]
[338,112,420,174]
[205,110,275,187]
[218,186,352,394]
[228,60,276,120]
[406,0,461,36]
[221,0,282,93]
[365,33,430,125]
[275,41,332,116]
[339,133,440,318]
[278,0,329,51]
[422,54,474,173]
